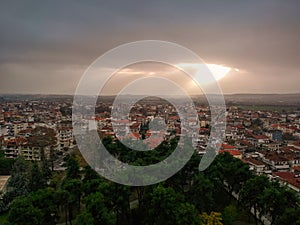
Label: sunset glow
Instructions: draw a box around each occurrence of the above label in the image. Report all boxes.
[177,63,232,82]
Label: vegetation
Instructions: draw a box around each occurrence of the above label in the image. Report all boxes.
[0,139,299,225]
[0,157,14,175]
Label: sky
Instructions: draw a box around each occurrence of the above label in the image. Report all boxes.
[0,0,300,95]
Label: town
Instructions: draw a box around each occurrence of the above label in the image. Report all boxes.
[0,94,299,196]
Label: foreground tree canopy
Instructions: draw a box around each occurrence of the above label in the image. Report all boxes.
[1,147,299,225]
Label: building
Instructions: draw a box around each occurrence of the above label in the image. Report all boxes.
[57,127,73,150]
[243,157,270,175]
[272,171,300,193]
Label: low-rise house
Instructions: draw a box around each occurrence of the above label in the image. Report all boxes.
[219,144,242,159]
[261,151,291,171]
[261,141,280,151]
[251,135,270,147]
[2,137,27,159]
[243,157,270,175]
[272,171,300,193]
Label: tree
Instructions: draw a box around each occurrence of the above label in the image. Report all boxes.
[82,178,104,197]
[11,156,30,176]
[0,158,14,175]
[30,188,57,225]
[75,210,94,225]
[206,153,251,194]
[41,148,52,180]
[168,152,202,193]
[29,162,46,192]
[6,157,31,200]
[259,183,299,225]
[66,157,80,179]
[239,175,270,225]
[84,192,116,225]
[143,185,201,225]
[28,126,57,148]
[61,179,82,225]
[276,207,300,225]
[49,146,56,172]
[6,196,42,225]
[83,165,99,182]
[259,184,287,225]
[199,212,223,225]
[224,157,251,194]
[105,182,131,225]
[222,204,238,225]
[54,189,70,225]
[188,173,214,212]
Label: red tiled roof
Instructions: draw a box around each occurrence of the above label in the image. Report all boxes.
[118,132,141,140]
[263,151,295,162]
[243,158,265,166]
[221,143,236,150]
[293,166,300,172]
[130,132,140,139]
[240,140,253,146]
[273,172,294,180]
[143,137,163,148]
[113,119,130,123]
[253,135,269,140]
[271,124,280,128]
[219,149,242,156]
[272,172,300,189]
[3,137,27,146]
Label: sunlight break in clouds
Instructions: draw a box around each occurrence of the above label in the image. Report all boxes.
[177,63,232,81]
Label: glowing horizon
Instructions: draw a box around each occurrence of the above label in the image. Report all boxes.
[177,63,232,82]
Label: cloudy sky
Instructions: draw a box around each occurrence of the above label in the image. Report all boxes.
[0,0,300,95]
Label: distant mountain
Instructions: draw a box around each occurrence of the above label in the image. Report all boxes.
[1,93,300,107]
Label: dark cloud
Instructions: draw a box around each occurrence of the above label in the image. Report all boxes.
[0,0,300,94]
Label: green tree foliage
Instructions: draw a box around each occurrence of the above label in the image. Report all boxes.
[276,207,300,225]
[54,189,70,225]
[83,165,100,182]
[29,162,46,192]
[167,152,202,193]
[66,157,80,179]
[6,196,42,225]
[30,188,57,225]
[4,136,300,225]
[75,210,94,225]
[6,157,31,200]
[6,188,57,225]
[41,150,52,180]
[142,185,201,225]
[61,179,82,224]
[188,173,214,212]
[0,158,14,175]
[84,192,116,225]
[105,182,131,225]
[259,183,299,225]
[205,153,251,194]
[239,175,270,225]
[222,204,238,225]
